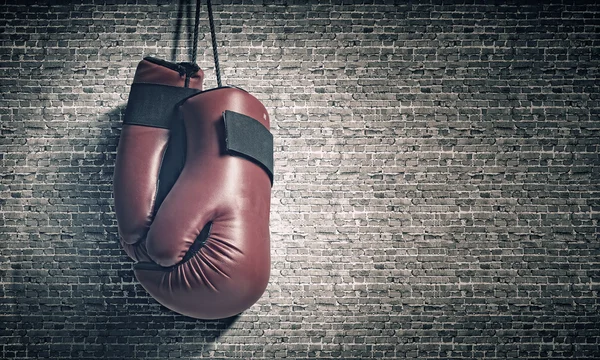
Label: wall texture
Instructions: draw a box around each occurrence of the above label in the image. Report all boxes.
[1,0,599,359]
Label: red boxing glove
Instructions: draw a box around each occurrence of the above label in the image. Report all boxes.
[114,57,273,319]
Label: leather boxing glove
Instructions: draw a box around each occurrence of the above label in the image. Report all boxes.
[114,57,204,262]
[114,57,273,320]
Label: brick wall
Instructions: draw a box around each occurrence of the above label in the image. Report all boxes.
[1,1,599,359]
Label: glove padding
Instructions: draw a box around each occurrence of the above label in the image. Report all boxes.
[114,58,272,319]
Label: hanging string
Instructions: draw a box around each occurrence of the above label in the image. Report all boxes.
[191,0,201,63]
[207,0,222,87]
[171,0,185,62]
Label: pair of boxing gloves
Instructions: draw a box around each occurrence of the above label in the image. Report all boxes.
[113,57,273,319]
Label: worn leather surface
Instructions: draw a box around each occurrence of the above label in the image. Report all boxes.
[113,58,271,319]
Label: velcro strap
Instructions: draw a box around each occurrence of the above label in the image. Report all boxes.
[223,110,274,185]
[124,83,200,128]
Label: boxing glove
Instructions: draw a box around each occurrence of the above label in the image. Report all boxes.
[114,57,273,319]
[114,57,204,262]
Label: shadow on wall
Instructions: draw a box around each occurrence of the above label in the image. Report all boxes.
[3,105,237,359]
[3,1,230,356]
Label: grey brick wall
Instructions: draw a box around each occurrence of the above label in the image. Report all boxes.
[1,0,599,359]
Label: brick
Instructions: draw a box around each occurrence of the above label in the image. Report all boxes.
[1,0,599,359]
